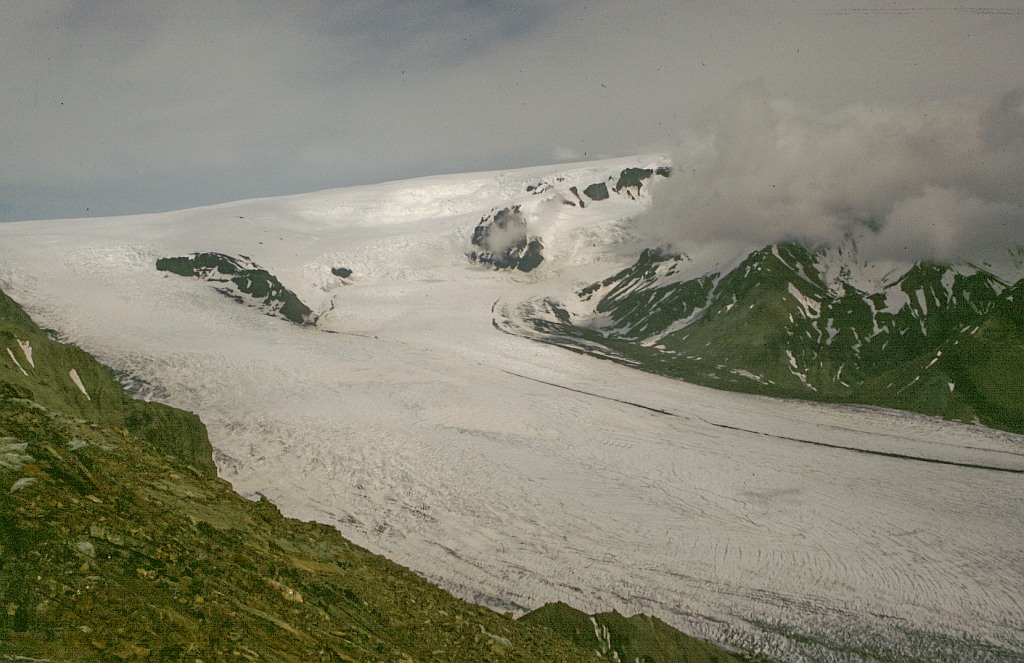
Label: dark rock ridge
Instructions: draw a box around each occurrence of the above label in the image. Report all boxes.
[613,166,672,195]
[468,205,545,272]
[589,165,670,201]
[614,167,654,193]
[472,166,671,272]
[527,166,669,199]
[156,252,315,325]
[1,288,751,662]
[330,266,353,279]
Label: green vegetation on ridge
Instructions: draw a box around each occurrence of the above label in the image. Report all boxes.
[0,290,215,477]
[536,244,1024,434]
[157,253,314,325]
[522,603,754,663]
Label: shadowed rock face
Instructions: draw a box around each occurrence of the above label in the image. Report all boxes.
[468,206,544,272]
[156,253,315,325]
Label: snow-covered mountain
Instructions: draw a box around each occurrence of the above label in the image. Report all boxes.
[1,158,1022,662]
[509,241,1024,434]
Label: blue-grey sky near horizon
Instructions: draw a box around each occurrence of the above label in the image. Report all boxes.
[3,1,1023,255]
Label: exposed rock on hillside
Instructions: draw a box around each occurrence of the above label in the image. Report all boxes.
[468,206,545,272]
[157,253,315,325]
[614,167,654,194]
[582,182,610,201]
[0,289,215,477]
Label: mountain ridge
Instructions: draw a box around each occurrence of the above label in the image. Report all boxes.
[512,240,1024,433]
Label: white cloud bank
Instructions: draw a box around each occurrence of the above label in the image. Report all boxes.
[2,3,1023,222]
[642,84,1024,262]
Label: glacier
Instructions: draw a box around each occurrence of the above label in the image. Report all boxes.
[0,157,1021,662]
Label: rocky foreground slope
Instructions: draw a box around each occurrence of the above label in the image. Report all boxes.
[1,287,749,662]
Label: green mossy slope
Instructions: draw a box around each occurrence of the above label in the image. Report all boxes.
[0,393,609,662]
[0,290,215,477]
[556,245,1024,434]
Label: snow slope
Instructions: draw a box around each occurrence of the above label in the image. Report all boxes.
[1,158,1022,662]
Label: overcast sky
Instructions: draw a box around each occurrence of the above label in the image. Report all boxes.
[3,1,1023,224]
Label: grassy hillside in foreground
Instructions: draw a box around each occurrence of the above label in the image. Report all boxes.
[0,288,750,662]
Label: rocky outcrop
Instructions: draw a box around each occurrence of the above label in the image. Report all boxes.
[468,206,544,272]
[157,253,315,325]
[582,182,609,200]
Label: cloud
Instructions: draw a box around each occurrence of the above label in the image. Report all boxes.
[315,1,556,69]
[2,3,1024,221]
[641,84,1024,262]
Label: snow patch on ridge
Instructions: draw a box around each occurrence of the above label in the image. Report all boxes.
[815,242,908,296]
[6,347,28,376]
[16,339,33,367]
[882,284,911,315]
[787,283,820,319]
[69,369,90,400]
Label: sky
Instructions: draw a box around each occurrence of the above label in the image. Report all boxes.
[3,2,1023,240]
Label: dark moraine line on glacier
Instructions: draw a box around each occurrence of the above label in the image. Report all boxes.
[501,371,1024,475]
[500,370,681,417]
[701,418,1024,475]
